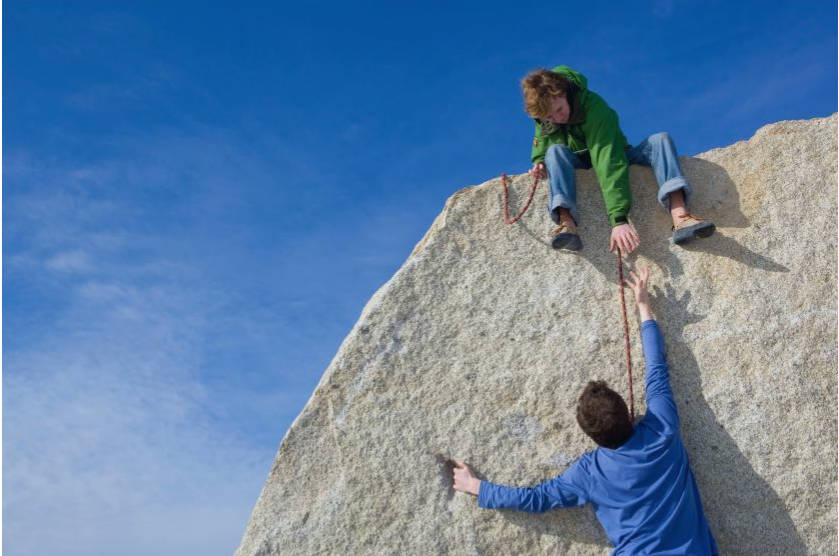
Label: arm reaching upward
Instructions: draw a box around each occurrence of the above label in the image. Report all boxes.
[625,266,678,428]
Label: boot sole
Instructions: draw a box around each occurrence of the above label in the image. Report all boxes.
[673,222,716,245]
[552,233,583,251]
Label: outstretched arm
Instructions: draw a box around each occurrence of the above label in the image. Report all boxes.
[581,101,639,253]
[451,459,589,512]
[625,266,678,427]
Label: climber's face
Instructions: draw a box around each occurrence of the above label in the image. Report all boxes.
[545,95,570,124]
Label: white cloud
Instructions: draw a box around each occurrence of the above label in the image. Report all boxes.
[46,250,94,272]
[3,140,293,555]
[3,100,431,556]
[3,265,271,554]
[4,269,277,555]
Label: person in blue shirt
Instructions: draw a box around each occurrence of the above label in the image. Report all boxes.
[452,266,718,555]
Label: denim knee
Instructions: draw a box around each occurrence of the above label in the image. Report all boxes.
[546,144,575,163]
[648,131,672,145]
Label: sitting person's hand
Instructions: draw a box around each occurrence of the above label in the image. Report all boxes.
[529,162,546,180]
[452,459,481,496]
[610,223,640,254]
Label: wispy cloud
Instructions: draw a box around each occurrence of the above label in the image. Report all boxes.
[5,253,267,555]
[2,132,323,555]
[5,327,269,555]
[3,105,435,553]
[45,249,94,272]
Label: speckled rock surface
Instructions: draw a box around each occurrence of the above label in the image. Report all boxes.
[237,115,837,556]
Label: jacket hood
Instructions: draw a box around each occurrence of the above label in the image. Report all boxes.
[551,65,588,92]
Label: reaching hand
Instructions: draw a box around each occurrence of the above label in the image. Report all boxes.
[625,264,650,302]
[529,162,546,180]
[452,459,480,496]
[610,223,640,254]
[624,265,653,321]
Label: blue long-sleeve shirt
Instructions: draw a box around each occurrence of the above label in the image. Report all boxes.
[478,320,718,556]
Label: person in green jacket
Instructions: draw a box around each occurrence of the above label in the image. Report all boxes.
[522,66,715,252]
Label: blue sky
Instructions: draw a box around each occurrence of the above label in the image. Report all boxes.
[3,2,836,554]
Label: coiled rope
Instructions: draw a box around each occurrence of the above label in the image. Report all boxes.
[500,173,540,224]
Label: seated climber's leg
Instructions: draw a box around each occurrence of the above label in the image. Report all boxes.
[544,144,589,250]
[626,132,715,244]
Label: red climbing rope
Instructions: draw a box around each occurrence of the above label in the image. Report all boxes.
[500,173,541,225]
[499,172,636,420]
[616,249,635,421]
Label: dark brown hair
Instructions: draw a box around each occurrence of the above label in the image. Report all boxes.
[576,380,633,449]
[521,69,576,119]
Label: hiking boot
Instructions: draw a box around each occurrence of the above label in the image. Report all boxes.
[551,222,582,251]
[672,213,715,244]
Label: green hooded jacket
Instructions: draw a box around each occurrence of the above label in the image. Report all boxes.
[530,66,630,227]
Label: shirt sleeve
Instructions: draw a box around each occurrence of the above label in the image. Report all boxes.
[531,121,548,164]
[477,457,590,513]
[581,100,631,226]
[642,319,679,428]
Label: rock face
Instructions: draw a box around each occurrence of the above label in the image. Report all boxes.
[237,115,837,555]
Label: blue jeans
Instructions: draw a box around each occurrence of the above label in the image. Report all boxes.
[544,132,692,224]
